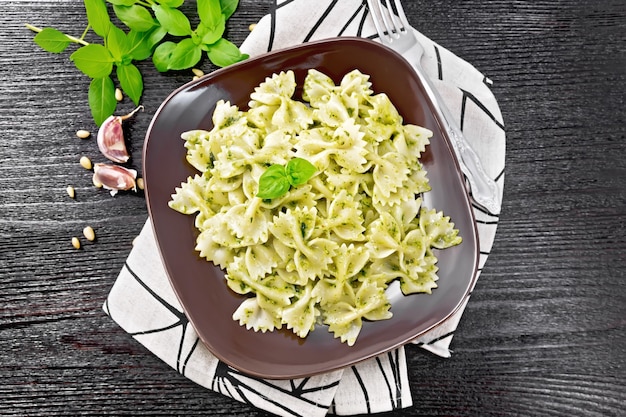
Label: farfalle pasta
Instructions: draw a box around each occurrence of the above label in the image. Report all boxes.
[169,69,462,345]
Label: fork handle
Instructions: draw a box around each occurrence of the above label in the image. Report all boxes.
[413,64,501,215]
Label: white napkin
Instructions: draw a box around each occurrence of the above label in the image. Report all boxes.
[104,0,506,416]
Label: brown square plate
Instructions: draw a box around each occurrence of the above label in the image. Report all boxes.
[143,37,479,379]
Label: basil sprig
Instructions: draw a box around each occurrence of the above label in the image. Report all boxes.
[257,158,317,200]
[27,0,248,125]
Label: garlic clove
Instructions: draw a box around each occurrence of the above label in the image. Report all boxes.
[92,163,137,196]
[97,115,129,163]
[96,105,143,163]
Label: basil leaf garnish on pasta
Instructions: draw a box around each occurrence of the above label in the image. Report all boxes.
[257,164,290,199]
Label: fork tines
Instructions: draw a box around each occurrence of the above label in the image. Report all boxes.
[367,0,411,42]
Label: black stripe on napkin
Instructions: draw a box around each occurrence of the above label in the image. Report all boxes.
[303,0,340,42]
[212,361,339,417]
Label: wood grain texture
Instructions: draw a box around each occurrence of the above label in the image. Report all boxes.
[1,0,624,416]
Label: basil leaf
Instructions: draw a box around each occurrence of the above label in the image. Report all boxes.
[152,41,176,72]
[200,16,225,45]
[159,0,184,7]
[197,20,224,45]
[113,4,157,32]
[70,44,114,78]
[191,26,205,46]
[257,165,290,199]
[33,27,71,53]
[117,63,143,105]
[152,5,192,36]
[147,25,168,49]
[206,38,248,67]
[167,38,202,70]
[84,0,111,37]
[220,0,239,20]
[88,76,117,126]
[197,0,222,29]
[285,158,316,186]
[106,24,130,63]
[106,0,136,5]
[127,29,154,61]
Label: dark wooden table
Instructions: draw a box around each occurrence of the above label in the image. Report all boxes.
[2,1,624,415]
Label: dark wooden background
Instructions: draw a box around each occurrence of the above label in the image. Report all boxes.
[1,0,624,415]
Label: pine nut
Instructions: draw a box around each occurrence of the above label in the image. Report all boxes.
[76,130,91,139]
[83,226,96,241]
[80,156,92,170]
[71,237,81,249]
[66,186,75,199]
[115,88,123,101]
[249,23,257,31]
[192,68,204,77]
[92,175,103,188]
[136,177,144,190]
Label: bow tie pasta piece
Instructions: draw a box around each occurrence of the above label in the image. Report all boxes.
[330,119,369,172]
[232,297,283,333]
[303,68,373,111]
[389,196,422,228]
[313,243,370,307]
[250,70,298,106]
[248,70,314,133]
[273,98,314,133]
[269,206,319,244]
[401,123,432,160]
[370,158,432,208]
[194,230,236,270]
[419,207,463,249]
[211,127,293,181]
[280,284,320,338]
[223,199,270,246]
[302,68,337,107]
[368,250,440,296]
[181,130,213,173]
[323,169,367,196]
[269,207,338,282]
[359,93,405,144]
[226,256,295,306]
[169,173,215,217]
[180,100,249,173]
[275,265,310,287]
[169,67,462,345]
[338,69,373,99]
[260,184,318,212]
[293,127,335,170]
[366,211,403,259]
[294,119,369,173]
[322,190,366,242]
[312,93,353,127]
[366,93,403,126]
[372,152,411,200]
[398,250,440,295]
[324,279,392,346]
[197,212,244,250]
[212,99,245,128]
[257,129,295,165]
[184,101,254,172]
[365,203,445,295]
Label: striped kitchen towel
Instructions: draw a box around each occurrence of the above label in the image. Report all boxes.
[104,0,505,415]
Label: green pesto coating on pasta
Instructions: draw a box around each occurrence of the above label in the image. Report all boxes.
[169,69,461,345]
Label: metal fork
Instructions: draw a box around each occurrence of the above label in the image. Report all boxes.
[367,0,501,215]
